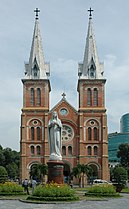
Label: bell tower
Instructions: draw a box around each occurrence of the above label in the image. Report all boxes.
[77,8,109,180]
[20,9,51,181]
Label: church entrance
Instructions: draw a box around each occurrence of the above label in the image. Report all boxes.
[29,163,46,184]
[87,163,99,184]
[63,163,71,183]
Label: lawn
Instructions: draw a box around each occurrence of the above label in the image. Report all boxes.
[121,187,129,193]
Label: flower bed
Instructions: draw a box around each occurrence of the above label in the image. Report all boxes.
[27,182,79,201]
[85,184,120,197]
[0,182,24,195]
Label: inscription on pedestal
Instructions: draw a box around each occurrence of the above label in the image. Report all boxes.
[51,171,61,177]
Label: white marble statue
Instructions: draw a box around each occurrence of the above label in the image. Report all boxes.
[48,111,62,161]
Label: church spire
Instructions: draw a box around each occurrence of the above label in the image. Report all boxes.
[25,8,50,79]
[78,8,104,79]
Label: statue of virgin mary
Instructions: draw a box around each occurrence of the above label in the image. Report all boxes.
[48,111,62,161]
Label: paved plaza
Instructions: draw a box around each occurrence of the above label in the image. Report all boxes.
[0,193,129,209]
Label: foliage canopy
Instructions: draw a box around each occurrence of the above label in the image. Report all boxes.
[0,145,20,180]
[117,143,129,167]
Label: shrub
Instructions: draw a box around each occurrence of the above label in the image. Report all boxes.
[0,166,8,183]
[27,182,79,201]
[86,184,119,197]
[112,166,128,192]
[27,196,78,201]
[0,182,24,195]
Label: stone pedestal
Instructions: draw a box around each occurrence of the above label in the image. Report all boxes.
[47,161,64,184]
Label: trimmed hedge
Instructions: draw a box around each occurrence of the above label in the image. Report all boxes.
[27,196,79,201]
[85,184,120,197]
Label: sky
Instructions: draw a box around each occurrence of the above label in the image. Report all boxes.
[0,0,129,151]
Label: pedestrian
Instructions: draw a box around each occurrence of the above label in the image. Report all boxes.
[22,178,29,195]
[31,179,37,193]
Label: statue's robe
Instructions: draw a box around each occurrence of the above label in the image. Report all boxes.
[48,118,62,160]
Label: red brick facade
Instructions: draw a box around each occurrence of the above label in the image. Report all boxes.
[20,13,109,183]
[77,79,109,181]
[20,77,109,182]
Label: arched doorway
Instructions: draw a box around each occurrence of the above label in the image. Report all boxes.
[87,163,99,184]
[29,163,39,181]
[63,162,71,183]
[29,162,48,183]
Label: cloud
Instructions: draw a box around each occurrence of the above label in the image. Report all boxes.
[0,76,21,150]
[50,58,78,108]
[105,55,129,133]
[1,0,129,151]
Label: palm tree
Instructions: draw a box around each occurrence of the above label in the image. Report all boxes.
[83,164,93,186]
[71,164,82,187]
[71,164,93,187]
[30,163,48,183]
[40,164,48,182]
[81,164,87,188]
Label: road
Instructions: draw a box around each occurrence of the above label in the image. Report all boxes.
[0,193,129,209]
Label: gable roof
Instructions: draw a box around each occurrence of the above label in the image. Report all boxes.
[49,97,78,115]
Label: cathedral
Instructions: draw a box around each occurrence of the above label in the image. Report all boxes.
[20,8,109,183]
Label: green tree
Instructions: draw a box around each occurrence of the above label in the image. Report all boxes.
[11,150,20,168]
[0,166,8,183]
[3,148,14,165]
[6,162,19,180]
[117,143,129,167]
[0,147,5,166]
[112,166,127,192]
[30,164,48,182]
[71,164,93,187]
[71,164,82,187]
[39,164,48,182]
[0,145,20,179]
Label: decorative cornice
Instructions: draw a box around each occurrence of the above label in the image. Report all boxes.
[22,79,51,91]
[22,78,49,83]
[78,108,106,113]
[21,107,49,112]
[78,79,106,84]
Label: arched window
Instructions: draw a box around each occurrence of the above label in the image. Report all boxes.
[37,146,41,155]
[31,127,34,141]
[94,127,98,140]
[37,88,41,106]
[68,146,72,155]
[62,146,66,156]
[94,146,98,156]
[30,146,34,155]
[33,65,38,78]
[93,88,98,106]
[89,65,95,78]
[30,88,34,106]
[87,146,92,155]
[37,127,40,141]
[88,127,92,140]
[87,88,92,106]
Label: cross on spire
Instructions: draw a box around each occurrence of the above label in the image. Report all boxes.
[88,7,94,19]
[34,8,40,20]
[62,92,66,99]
